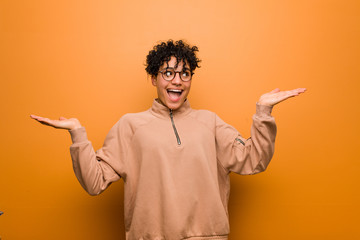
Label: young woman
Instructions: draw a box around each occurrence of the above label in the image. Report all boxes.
[31,40,306,240]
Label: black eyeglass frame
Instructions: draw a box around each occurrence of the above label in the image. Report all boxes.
[158,68,194,82]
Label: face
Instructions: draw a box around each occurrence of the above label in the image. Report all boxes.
[151,56,192,110]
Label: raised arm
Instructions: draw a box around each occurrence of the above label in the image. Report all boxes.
[30,114,122,195]
[216,88,306,175]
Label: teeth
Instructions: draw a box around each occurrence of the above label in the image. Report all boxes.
[168,89,182,93]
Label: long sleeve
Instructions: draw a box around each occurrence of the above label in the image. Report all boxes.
[215,103,277,175]
[68,120,127,195]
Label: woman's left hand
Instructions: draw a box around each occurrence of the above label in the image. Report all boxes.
[258,88,306,107]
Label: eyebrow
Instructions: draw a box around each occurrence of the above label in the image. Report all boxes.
[162,67,190,71]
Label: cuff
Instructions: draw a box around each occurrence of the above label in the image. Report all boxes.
[68,127,88,143]
[255,102,273,117]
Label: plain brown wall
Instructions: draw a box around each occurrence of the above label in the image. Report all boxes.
[1,0,359,239]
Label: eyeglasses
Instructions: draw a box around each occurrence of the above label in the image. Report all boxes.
[159,68,193,82]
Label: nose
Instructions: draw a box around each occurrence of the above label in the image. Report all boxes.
[171,72,182,85]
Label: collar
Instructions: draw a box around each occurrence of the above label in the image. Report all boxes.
[149,99,192,119]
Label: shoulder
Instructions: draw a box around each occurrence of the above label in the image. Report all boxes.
[189,108,236,131]
[120,110,153,123]
[111,109,156,135]
[189,108,217,119]
[188,108,218,131]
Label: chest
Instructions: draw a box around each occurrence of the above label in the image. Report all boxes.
[132,116,215,155]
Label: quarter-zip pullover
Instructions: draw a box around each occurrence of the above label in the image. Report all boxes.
[69,99,277,240]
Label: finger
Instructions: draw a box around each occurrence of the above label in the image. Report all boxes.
[37,117,52,124]
[297,88,307,93]
[31,115,52,123]
[33,116,54,125]
[283,89,299,97]
[59,117,67,120]
[31,115,44,122]
[270,88,280,94]
[277,93,296,103]
[279,89,305,101]
[290,88,306,94]
[38,121,53,127]
[30,114,42,120]
[289,88,306,96]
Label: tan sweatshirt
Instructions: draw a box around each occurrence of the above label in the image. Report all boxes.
[69,100,276,240]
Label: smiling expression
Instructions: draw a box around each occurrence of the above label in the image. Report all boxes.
[151,56,192,110]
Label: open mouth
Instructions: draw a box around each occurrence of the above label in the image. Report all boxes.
[167,89,183,102]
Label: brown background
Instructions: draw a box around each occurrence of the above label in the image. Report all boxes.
[1,0,359,239]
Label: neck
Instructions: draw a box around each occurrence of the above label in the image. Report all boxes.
[155,98,187,111]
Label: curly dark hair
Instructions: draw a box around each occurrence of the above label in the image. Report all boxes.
[145,40,201,77]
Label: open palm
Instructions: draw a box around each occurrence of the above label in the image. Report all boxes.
[30,115,82,130]
[258,88,306,107]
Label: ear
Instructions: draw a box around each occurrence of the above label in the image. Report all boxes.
[151,76,157,86]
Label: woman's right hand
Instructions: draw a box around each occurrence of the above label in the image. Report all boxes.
[30,115,82,130]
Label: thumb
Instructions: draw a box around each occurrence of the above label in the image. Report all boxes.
[59,117,67,120]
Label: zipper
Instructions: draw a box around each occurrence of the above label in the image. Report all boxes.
[235,137,245,145]
[169,109,181,145]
